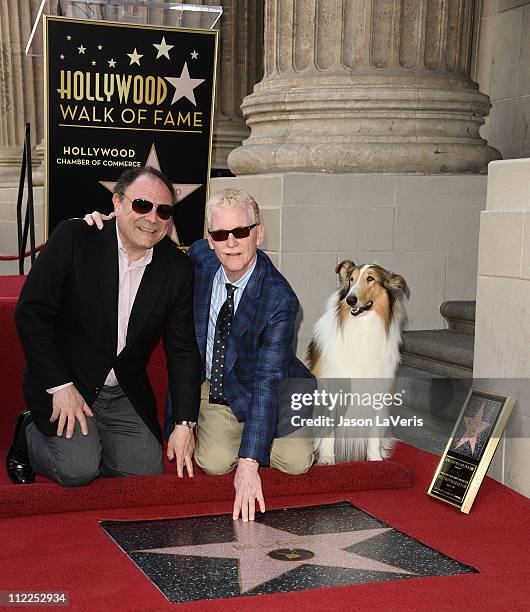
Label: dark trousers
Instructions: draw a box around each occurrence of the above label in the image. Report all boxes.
[26,385,162,487]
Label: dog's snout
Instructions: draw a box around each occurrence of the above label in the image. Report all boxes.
[346,294,357,307]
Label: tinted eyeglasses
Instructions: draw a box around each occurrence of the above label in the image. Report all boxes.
[208,224,258,242]
[123,195,174,220]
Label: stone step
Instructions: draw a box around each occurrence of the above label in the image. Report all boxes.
[400,329,474,379]
[393,365,470,454]
[440,300,476,335]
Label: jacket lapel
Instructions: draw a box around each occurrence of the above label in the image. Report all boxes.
[96,219,119,354]
[223,254,266,375]
[195,265,216,366]
[125,244,166,350]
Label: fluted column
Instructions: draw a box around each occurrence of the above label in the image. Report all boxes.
[210,0,264,170]
[229,0,499,174]
[0,0,44,182]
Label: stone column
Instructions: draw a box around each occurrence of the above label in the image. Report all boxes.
[0,0,44,183]
[229,0,499,174]
[210,0,264,171]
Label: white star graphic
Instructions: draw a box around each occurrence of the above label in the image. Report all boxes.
[97,44,103,50]
[66,35,71,41]
[127,48,143,66]
[91,60,96,66]
[191,50,198,59]
[60,54,64,60]
[164,62,205,106]
[77,45,86,54]
[138,521,413,593]
[98,143,201,246]
[153,36,174,60]
[108,59,116,68]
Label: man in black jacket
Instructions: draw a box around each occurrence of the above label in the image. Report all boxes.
[7,166,201,486]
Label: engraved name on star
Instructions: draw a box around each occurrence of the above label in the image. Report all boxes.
[138,521,413,593]
[164,62,205,106]
[153,36,174,60]
[127,48,143,66]
[455,402,491,454]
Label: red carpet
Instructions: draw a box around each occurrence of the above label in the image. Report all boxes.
[1,443,529,611]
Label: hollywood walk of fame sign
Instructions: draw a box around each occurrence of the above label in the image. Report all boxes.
[44,15,217,246]
[100,502,477,604]
[428,388,516,514]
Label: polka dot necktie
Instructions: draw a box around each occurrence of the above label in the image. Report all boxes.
[209,283,237,405]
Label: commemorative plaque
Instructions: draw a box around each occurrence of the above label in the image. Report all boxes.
[428,388,516,513]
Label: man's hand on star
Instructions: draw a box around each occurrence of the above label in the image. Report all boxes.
[233,458,265,521]
[167,424,195,478]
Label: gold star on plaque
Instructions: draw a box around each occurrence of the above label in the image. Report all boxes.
[191,50,198,59]
[78,45,86,54]
[127,48,143,66]
[153,36,174,60]
[108,59,116,68]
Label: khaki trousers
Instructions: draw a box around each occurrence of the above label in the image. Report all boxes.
[194,381,314,475]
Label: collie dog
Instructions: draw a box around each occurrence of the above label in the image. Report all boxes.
[306,260,408,464]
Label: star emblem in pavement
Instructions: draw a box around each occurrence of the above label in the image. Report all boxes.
[153,36,174,59]
[99,143,201,245]
[138,521,413,593]
[165,62,205,106]
[455,402,491,454]
[127,48,143,66]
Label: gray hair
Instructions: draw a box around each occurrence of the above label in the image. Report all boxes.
[205,188,261,229]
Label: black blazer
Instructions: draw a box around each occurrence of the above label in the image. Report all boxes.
[15,218,201,441]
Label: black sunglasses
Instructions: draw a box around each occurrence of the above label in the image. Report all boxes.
[123,195,174,220]
[208,224,257,242]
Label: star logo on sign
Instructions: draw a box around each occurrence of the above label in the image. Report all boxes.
[66,35,71,40]
[153,36,174,60]
[99,143,201,246]
[191,50,198,59]
[127,48,143,66]
[164,62,205,106]
[91,60,96,66]
[138,521,413,593]
[108,59,116,68]
[97,44,103,50]
[455,402,491,454]
[77,45,86,54]
[60,54,65,60]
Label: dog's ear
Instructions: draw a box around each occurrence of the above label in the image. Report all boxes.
[388,274,409,297]
[335,260,355,282]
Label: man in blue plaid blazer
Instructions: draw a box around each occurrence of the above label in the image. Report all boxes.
[181,188,314,521]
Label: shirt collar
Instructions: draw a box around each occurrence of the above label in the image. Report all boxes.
[116,222,153,270]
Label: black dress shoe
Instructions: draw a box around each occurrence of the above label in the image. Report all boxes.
[6,411,36,484]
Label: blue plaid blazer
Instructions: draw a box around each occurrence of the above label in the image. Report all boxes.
[188,239,313,465]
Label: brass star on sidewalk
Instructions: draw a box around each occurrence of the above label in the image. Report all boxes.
[127,48,143,66]
[164,62,205,106]
[153,36,174,59]
[138,521,413,593]
[455,402,491,454]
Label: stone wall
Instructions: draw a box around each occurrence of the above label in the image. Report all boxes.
[476,0,530,159]
[474,158,530,497]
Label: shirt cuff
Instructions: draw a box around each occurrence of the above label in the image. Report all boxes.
[46,382,74,395]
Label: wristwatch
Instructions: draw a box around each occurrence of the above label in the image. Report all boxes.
[175,420,196,429]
